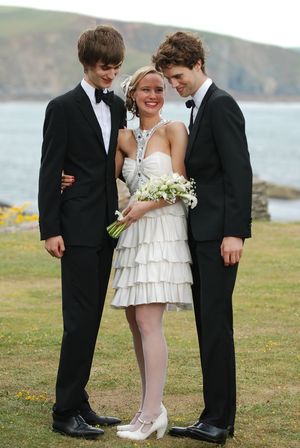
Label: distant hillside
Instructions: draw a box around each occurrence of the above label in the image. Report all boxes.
[1,6,300,101]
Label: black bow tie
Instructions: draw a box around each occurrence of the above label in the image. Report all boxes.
[186,99,196,132]
[95,89,114,106]
[185,99,195,109]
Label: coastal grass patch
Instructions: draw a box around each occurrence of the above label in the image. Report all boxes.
[0,222,299,448]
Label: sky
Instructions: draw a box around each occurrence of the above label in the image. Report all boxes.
[0,0,299,48]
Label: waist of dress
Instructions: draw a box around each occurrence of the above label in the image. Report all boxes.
[128,196,188,218]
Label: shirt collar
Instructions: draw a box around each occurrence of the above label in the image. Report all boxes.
[193,78,212,108]
[81,79,108,104]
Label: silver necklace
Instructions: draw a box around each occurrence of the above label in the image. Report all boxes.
[134,118,167,162]
[133,118,168,187]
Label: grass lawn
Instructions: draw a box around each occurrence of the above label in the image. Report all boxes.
[0,221,299,448]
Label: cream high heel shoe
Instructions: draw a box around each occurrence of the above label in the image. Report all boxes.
[117,404,166,432]
[117,407,168,441]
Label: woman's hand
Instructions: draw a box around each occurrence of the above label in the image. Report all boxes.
[61,172,75,191]
[121,201,152,228]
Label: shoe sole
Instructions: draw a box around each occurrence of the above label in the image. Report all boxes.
[52,428,103,439]
[187,430,226,445]
[89,422,120,427]
[170,429,231,441]
[169,431,188,437]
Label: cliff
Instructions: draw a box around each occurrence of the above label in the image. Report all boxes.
[1,6,300,101]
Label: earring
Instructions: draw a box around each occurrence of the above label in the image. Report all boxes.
[132,100,137,115]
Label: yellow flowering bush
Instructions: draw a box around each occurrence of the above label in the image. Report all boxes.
[0,203,38,227]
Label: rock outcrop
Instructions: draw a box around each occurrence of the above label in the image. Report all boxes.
[252,178,271,221]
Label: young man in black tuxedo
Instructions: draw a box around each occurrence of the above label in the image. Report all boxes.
[38,25,127,439]
[153,32,252,445]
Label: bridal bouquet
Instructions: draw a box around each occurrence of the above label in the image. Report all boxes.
[107,173,197,239]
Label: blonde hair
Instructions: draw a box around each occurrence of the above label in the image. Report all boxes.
[121,65,164,117]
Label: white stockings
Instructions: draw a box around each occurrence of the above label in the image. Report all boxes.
[125,303,168,428]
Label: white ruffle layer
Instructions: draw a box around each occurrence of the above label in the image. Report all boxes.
[111,282,193,309]
[113,261,193,288]
[113,240,192,268]
[118,213,188,247]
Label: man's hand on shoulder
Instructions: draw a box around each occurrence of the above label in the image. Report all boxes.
[45,236,65,258]
[220,237,243,266]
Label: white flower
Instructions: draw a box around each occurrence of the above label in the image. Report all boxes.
[134,172,197,208]
[121,75,132,97]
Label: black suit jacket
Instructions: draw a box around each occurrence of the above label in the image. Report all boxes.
[38,83,126,246]
[185,83,252,241]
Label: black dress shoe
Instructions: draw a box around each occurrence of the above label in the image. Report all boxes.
[169,421,234,441]
[169,419,203,437]
[186,422,227,445]
[169,425,188,437]
[81,409,121,426]
[52,414,104,439]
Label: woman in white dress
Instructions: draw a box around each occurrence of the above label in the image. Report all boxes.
[62,66,193,441]
[112,66,193,441]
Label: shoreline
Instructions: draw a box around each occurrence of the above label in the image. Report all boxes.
[1,181,300,232]
[2,180,300,210]
[1,97,300,104]
[1,206,299,234]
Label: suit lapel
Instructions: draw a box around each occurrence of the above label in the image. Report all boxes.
[75,84,106,151]
[185,83,217,160]
[107,100,119,158]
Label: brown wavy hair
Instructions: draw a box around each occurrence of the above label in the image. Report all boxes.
[152,31,206,74]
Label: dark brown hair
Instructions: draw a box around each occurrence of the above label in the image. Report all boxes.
[78,25,125,67]
[152,31,206,74]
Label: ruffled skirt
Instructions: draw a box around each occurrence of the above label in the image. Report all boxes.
[111,201,193,309]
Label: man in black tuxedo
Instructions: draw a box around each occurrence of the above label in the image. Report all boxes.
[38,25,127,439]
[153,32,252,445]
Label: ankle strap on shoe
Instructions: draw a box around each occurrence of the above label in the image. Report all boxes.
[137,416,153,426]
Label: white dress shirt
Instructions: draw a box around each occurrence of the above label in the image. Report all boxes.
[192,78,213,122]
[81,78,111,153]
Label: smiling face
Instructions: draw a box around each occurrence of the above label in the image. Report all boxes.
[162,62,205,97]
[132,73,165,116]
[84,60,123,90]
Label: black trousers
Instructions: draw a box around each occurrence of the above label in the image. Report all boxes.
[54,241,113,416]
[189,238,238,429]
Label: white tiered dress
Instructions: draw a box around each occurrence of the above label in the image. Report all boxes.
[111,123,193,309]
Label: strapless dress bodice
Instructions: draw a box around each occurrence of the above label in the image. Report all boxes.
[122,151,186,218]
